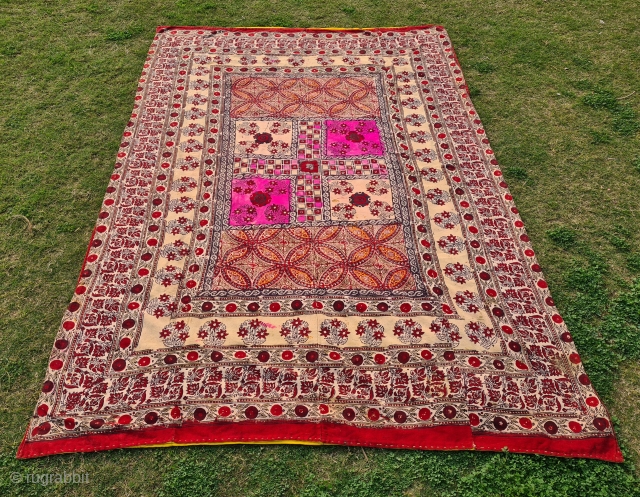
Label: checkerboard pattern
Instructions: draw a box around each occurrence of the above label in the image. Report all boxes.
[297,121,322,160]
[233,157,388,176]
[295,174,323,222]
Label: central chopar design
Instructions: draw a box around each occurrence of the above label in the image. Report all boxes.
[195,72,446,310]
[210,224,417,291]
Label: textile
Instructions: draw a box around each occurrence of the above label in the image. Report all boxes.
[18,26,622,461]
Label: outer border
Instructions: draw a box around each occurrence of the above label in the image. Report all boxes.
[17,419,622,461]
[17,25,623,463]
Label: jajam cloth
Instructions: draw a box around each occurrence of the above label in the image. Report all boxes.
[18,26,622,461]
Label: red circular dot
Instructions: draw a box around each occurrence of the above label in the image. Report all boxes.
[270,405,283,416]
[245,406,259,419]
[397,351,410,364]
[374,354,386,364]
[586,396,599,407]
[569,421,582,433]
[418,408,431,420]
[342,408,356,421]
[281,350,294,360]
[112,359,126,371]
[50,360,63,370]
[468,357,481,367]
[367,408,380,421]
[519,417,532,429]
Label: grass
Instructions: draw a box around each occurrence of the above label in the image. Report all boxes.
[1,0,639,495]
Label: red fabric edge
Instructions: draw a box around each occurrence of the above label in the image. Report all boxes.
[17,421,622,462]
[17,422,471,458]
[155,25,444,34]
[474,432,624,462]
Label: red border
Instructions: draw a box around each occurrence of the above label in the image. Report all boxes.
[17,420,622,461]
[155,25,443,34]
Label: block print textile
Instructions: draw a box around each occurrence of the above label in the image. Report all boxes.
[18,26,622,461]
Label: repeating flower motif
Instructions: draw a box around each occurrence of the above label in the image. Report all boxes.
[159,320,190,347]
[329,179,394,221]
[356,319,385,346]
[444,262,473,284]
[425,188,450,206]
[146,295,177,319]
[420,167,444,183]
[238,319,269,345]
[326,120,385,157]
[404,113,427,127]
[393,319,424,344]
[155,264,184,287]
[287,56,305,67]
[168,196,196,214]
[229,177,291,227]
[433,211,460,230]
[167,217,194,236]
[176,156,200,171]
[319,319,349,346]
[198,320,228,346]
[280,318,311,344]
[171,177,197,193]
[234,120,292,156]
[160,240,189,261]
[437,235,465,255]
[455,290,482,314]
[465,321,497,349]
[429,318,462,346]
[409,130,432,143]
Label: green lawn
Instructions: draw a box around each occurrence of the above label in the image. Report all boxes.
[1,0,640,495]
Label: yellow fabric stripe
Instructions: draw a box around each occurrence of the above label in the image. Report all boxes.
[130,440,327,449]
